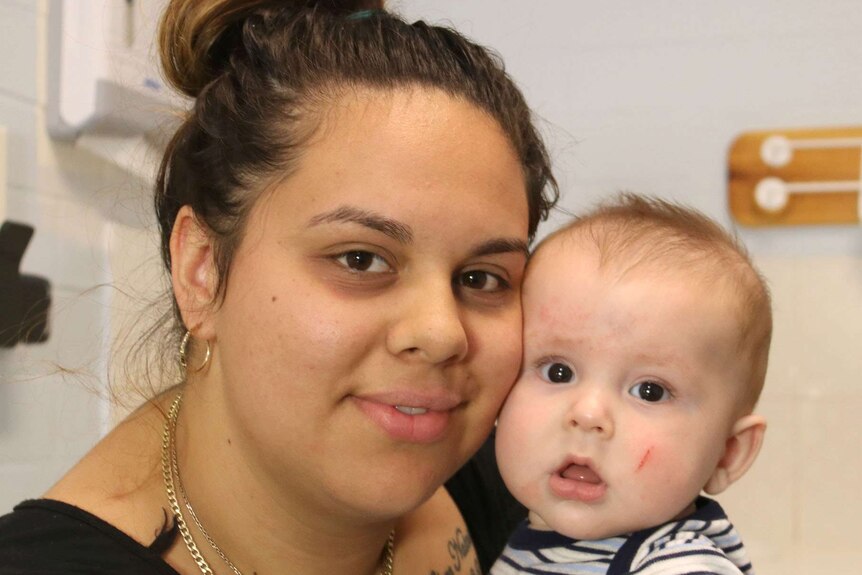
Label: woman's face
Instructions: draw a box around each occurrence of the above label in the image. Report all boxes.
[207,88,529,519]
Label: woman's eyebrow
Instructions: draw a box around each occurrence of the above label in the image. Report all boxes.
[308,207,526,257]
[470,238,529,258]
[307,205,413,244]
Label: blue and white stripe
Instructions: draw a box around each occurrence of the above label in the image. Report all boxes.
[491,497,754,575]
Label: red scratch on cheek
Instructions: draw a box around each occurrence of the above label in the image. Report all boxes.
[636,447,653,472]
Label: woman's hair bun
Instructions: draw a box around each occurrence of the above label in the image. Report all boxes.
[158,0,385,99]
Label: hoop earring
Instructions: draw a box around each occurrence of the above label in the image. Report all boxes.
[179,330,211,372]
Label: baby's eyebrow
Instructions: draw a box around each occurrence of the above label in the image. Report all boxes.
[307,205,413,244]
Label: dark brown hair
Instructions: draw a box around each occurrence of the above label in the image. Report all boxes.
[155,0,558,317]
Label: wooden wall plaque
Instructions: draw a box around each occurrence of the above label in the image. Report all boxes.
[728,127,862,226]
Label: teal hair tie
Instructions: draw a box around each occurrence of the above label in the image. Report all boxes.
[347,9,381,20]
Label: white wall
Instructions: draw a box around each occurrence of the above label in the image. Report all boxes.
[1,1,860,573]
[0,0,159,511]
[395,2,862,573]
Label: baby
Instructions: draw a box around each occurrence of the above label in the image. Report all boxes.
[492,194,772,574]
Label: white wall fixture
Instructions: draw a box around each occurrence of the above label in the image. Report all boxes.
[47,0,179,180]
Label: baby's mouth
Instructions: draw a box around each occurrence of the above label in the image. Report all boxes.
[559,463,602,484]
[549,460,608,502]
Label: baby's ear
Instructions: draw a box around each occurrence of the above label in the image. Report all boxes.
[703,414,766,495]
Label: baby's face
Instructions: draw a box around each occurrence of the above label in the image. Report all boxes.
[496,238,749,540]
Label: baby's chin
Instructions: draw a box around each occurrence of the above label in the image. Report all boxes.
[529,498,703,541]
[529,510,649,541]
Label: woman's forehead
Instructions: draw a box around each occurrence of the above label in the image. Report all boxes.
[249,88,529,232]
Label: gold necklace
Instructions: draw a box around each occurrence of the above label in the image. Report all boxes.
[161,392,395,575]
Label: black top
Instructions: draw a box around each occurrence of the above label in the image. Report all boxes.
[0,430,525,574]
[444,429,526,571]
[0,499,180,575]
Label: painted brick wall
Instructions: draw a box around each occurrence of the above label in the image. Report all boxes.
[1,0,115,512]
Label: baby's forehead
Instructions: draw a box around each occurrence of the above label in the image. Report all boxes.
[528,226,598,267]
[524,226,755,333]
[530,222,743,284]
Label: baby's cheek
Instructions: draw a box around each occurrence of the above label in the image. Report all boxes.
[626,439,666,486]
[497,411,544,495]
[632,444,690,502]
[622,433,656,470]
[500,453,545,514]
[635,445,654,473]
[630,445,665,505]
[519,479,543,508]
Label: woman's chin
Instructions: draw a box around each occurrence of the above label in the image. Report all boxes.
[324,463,449,522]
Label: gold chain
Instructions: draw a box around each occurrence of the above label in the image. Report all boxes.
[162,392,216,574]
[380,530,395,575]
[161,391,395,575]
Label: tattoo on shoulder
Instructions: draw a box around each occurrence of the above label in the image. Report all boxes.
[428,527,481,575]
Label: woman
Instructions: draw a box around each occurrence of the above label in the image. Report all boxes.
[0,1,557,573]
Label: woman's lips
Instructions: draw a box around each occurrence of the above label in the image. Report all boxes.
[394,406,428,415]
[548,460,607,502]
[352,394,458,444]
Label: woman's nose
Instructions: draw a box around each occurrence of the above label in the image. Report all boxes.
[565,384,614,437]
[386,277,468,365]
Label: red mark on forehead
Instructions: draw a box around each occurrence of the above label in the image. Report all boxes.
[538,305,555,323]
[636,447,653,472]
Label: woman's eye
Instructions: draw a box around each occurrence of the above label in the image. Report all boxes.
[335,251,392,273]
[628,381,669,403]
[456,270,507,292]
[539,362,574,384]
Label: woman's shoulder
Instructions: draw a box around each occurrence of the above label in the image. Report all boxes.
[35,398,176,561]
[0,499,179,575]
[446,429,527,573]
[395,485,481,575]
[390,430,527,574]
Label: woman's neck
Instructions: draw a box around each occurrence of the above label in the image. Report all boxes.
[169,381,395,575]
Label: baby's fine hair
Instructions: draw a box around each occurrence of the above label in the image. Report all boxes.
[539,193,772,410]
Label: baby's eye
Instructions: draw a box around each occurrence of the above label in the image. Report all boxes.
[628,380,669,403]
[335,250,392,273]
[455,270,507,292]
[539,362,574,384]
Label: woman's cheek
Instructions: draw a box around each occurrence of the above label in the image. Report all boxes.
[277,283,372,356]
